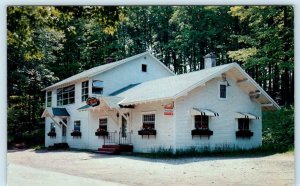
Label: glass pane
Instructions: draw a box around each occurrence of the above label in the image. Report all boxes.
[99,119,107,125]
[57,89,62,94]
[92,80,103,88]
[69,91,75,97]
[92,87,103,94]
[69,97,75,104]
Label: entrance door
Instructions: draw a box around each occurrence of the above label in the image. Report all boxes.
[121,116,127,138]
[62,119,67,143]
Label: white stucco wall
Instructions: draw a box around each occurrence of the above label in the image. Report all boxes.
[174,77,262,151]
[130,101,175,153]
[92,55,173,96]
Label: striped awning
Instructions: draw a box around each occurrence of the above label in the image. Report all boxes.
[236,112,260,119]
[191,108,219,117]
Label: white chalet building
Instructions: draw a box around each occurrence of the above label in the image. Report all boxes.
[42,52,280,153]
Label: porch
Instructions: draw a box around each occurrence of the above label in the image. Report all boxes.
[95,131,134,154]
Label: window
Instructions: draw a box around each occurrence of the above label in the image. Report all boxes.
[99,118,108,131]
[47,91,52,107]
[57,85,75,106]
[50,123,55,132]
[82,81,89,102]
[142,114,155,129]
[194,115,209,129]
[74,121,81,132]
[220,84,227,99]
[142,64,147,72]
[238,119,249,131]
[92,80,103,94]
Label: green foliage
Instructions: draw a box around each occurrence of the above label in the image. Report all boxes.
[262,107,294,151]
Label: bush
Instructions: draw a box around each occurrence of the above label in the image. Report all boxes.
[262,106,294,151]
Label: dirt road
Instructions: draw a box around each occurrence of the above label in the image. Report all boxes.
[7,149,294,186]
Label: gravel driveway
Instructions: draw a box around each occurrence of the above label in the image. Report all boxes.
[7,149,294,186]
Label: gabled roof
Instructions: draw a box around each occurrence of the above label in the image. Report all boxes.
[42,52,174,91]
[117,63,280,110]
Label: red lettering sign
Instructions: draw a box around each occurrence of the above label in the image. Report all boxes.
[86,97,100,107]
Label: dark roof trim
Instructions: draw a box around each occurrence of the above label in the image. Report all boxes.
[52,108,70,116]
[109,83,141,96]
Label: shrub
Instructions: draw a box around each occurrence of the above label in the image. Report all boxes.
[262,106,294,151]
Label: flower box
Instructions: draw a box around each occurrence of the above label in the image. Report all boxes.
[71,131,82,137]
[47,131,56,138]
[95,130,109,136]
[236,130,253,138]
[138,129,157,136]
[191,129,213,138]
[191,129,213,136]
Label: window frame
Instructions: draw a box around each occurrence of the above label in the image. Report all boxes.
[219,82,227,100]
[92,80,103,95]
[57,85,75,106]
[142,64,147,72]
[238,118,250,131]
[47,91,52,107]
[50,123,55,132]
[99,117,108,131]
[194,115,209,130]
[81,80,89,102]
[142,112,156,129]
[74,120,81,132]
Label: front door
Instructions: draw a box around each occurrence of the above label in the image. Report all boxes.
[62,119,67,143]
[121,116,127,138]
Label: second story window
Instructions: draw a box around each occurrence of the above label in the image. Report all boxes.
[219,84,227,99]
[57,85,75,106]
[82,80,89,102]
[92,80,103,94]
[47,91,52,107]
[142,64,147,72]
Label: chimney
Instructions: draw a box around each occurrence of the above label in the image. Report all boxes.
[203,52,217,69]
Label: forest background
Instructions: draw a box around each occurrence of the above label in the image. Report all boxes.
[7,6,294,151]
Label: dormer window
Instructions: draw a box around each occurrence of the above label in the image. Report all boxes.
[142,64,147,72]
[92,80,103,94]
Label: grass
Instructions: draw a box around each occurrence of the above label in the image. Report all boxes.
[129,145,292,159]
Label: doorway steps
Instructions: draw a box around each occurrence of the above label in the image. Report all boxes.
[97,144,133,155]
[48,143,69,150]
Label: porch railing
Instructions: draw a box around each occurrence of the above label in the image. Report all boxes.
[103,131,132,145]
[104,131,117,145]
[119,131,132,145]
